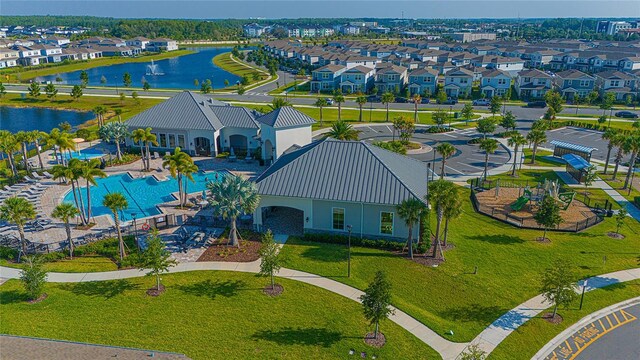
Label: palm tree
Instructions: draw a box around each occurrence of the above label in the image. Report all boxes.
[269,97,291,110]
[131,128,148,170]
[436,142,456,177]
[163,148,197,207]
[0,130,19,177]
[381,92,395,122]
[479,138,499,180]
[0,197,36,254]
[508,132,528,177]
[412,94,422,123]
[427,179,457,261]
[181,161,199,198]
[207,176,260,248]
[30,130,47,170]
[442,187,461,247]
[139,128,157,172]
[114,108,123,122]
[602,128,619,175]
[103,192,129,262]
[79,159,106,222]
[51,160,87,226]
[314,98,328,127]
[51,203,80,259]
[46,128,74,165]
[98,121,129,161]
[356,95,368,122]
[333,90,345,121]
[623,134,640,190]
[396,198,426,259]
[93,106,107,128]
[526,128,547,164]
[14,131,32,172]
[325,120,360,141]
[611,133,628,181]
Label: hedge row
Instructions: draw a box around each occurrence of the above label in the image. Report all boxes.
[299,233,429,254]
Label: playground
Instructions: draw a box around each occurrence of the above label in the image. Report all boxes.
[471,179,603,232]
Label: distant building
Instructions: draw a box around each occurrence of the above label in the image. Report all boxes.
[126,36,150,50]
[596,20,639,35]
[243,23,270,38]
[147,38,178,52]
[443,32,497,43]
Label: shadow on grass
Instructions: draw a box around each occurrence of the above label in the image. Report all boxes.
[442,304,508,326]
[299,245,346,263]
[176,279,247,299]
[252,327,343,347]
[0,290,31,304]
[61,279,138,299]
[469,234,525,244]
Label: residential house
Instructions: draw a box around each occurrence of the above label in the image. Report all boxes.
[525,50,562,68]
[147,38,178,52]
[515,69,553,99]
[310,64,347,92]
[444,67,474,98]
[407,68,439,96]
[595,70,637,101]
[42,36,70,47]
[243,23,270,38]
[620,57,640,72]
[126,37,150,50]
[374,64,408,93]
[0,48,19,68]
[480,69,512,98]
[553,69,596,101]
[14,45,46,66]
[339,65,375,94]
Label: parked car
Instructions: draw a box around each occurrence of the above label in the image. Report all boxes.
[325,98,334,105]
[421,98,431,104]
[614,111,639,119]
[472,99,490,106]
[438,98,458,105]
[367,95,381,103]
[526,101,547,108]
[395,97,408,103]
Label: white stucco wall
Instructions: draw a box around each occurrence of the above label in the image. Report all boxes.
[274,125,312,158]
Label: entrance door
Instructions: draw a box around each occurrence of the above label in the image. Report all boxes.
[193,137,211,156]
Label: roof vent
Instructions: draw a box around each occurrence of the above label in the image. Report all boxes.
[208,98,213,103]
[200,101,204,106]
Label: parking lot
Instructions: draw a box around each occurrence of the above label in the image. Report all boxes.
[544,127,631,163]
[353,124,511,178]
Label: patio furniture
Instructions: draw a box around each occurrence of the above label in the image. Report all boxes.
[31,172,46,180]
[154,151,161,159]
[23,176,38,184]
[42,171,53,179]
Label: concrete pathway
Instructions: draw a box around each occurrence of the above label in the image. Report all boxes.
[593,179,640,221]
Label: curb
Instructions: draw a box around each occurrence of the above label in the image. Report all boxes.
[532,296,640,360]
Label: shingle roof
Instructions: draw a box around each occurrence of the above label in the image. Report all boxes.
[126,91,227,131]
[555,69,594,79]
[255,138,432,205]
[255,106,316,129]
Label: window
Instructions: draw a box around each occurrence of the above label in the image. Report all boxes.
[611,80,620,87]
[380,212,394,235]
[168,134,176,148]
[177,135,186,148]
[159,134,167,148]
[322,73,329,79]
[524,77,531,83]
[332,208,345,230]
[498,78,507,85]
[426,77,432,83]
[580,80,590,87]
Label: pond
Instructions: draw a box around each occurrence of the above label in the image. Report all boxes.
[0,106,95,133]
[36,47,241,90]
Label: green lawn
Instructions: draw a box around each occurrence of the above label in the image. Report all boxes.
[489,280,640,360]
[279,197,640,342]
[522,149,563,167]
[1,50,194,82]
[0,271,440,360]
[598,172,640,204]
[212,52,269,87]
[484,169,564,184]
[0,256,118,273]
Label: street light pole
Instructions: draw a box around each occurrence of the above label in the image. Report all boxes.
[132,213,139,252]
[347,224,352,278]
[579,279,588,310]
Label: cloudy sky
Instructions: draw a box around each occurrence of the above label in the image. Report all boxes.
[3,0,639,19]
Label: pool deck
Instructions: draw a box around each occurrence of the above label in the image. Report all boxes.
[9,152,264,249]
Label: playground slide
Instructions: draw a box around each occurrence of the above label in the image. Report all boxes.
[510,196,528,211]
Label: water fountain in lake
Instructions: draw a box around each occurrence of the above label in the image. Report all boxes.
[146,60,164,76]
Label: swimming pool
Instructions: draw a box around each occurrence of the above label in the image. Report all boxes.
[60,149,105,161]
[62,171,228,221]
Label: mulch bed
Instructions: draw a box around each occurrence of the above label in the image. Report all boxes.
[27,293,48,304]
[263,284,284,297]
[536,237,552,243]
[197,232,262,263]
[146,284,165,297]
[363,332,386,348]
[542,312,563,324]
[607,232,625,239]
[395,241,453,267]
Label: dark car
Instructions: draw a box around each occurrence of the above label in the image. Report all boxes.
[367,95,381,103]
[614,111,639,119]
[395,97,408,103]
[421,98,431,104]
[526,101,547,108]
[438,98,458,105]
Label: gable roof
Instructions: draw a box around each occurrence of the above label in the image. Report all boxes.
[126,91,227,131]
[209,106,260,129]
[555,69,594,80]
[255,138,431,205]
[517,68,553,79]
[255,106,316,129]
[409,67,439,77]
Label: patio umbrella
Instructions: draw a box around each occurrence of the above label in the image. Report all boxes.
[72,138,85,159]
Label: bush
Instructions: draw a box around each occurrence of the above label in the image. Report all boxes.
[0,246,18,260]
[300,233,405,252]
[426,126,452,133]
[215,152,230,159]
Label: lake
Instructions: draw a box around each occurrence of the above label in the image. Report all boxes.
[0,106,95,133]
[36,47,241,90]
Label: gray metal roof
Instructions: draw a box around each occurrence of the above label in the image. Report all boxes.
[256,106,316,129]
[127,91,227,131]
[255,138,431,206]
[209,105,260,129]
[550,140,597,153]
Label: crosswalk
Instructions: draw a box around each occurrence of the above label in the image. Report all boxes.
[245,91,269,96]
[456,128,479,136]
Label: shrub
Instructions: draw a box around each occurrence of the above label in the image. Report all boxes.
[300,233,405,252]
[426,126,452,133]
[0,246,18,260]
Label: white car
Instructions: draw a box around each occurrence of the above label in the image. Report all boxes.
[472,99,490,106]
[325,98,334,105]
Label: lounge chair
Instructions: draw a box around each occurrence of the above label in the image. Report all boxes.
[31,172,45,180]
[23,176,37,184]
[42,171,53,179]
[154,151,161,159]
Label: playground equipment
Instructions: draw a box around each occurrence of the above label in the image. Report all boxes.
[542,179,576,210]
[508,180,576,212]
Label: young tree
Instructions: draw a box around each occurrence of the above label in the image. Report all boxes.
[427,180,456,261]
[332,90,345,121]
[412,93,422,122]
[489,96,502,116]
[20,256,47,301]
[131,91,140,105]
[436,90,447,105]
[28,82,41,98]
[119,92,126,103]
[200,81,212,94]
[102,192,129,262]
[0,82,6,97]
[479,138,499,180]
[193,79,200,88]
[508,132,527,176]
[615,208,628,235]
[314,98,328,126]
[326,120,360,141]
[582,166,598,201]
[534,196,563,241]
[139,229,177,293]
[600,92,616,117]
[359,270,394,340]
[269,97,291,110]
[459,344,487,360]
[476,117,497,139]
[51,203,80,259]
[100,75,107,84]
[356,95,368,122]
[432,109,449,129]
[436,142,456,177]
[0,197,36,254]
[381,92,395,121]
[526,128,547,164]
[500,111,517,132]
[163,147,197,207]
[79,70,89,87]
[397,198,427,259]
[123,72,132,87]
[143,81,151,91]
[207,176,260,248]
[622,134,640,190]
[237,86,246,95]
[258,230,282,290]
[540,260,578,320]
[70,85,83,101]
[461,103,474,124]
[45,83,58,99]
[544,90,564,115]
